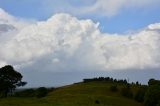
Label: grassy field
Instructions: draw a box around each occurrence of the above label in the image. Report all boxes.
[0,81,143,106]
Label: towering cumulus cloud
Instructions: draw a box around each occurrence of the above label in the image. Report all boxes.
[0,8,160,72]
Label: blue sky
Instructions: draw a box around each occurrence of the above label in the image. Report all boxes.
[0,0,160,33]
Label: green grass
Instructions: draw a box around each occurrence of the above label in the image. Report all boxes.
[0,82,143,106]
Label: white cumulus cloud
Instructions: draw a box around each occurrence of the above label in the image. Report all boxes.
[0,8,160,72]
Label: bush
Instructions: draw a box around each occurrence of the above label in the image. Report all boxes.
[144,85,160,106]
[110,85,118,92]
[121,85,133,98]
[36,87,48,98]
[134,88,146,103]
[157,101,160,106]
[14,89,35,97]
[14,87,50,98]
[95,100,100,104]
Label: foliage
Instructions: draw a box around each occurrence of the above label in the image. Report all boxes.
[83,77,128,84]
[134,87,146,103]
[14,87,53,98]
[148,78,160,86]
[121,85,133,99]
[144,79,160,106]
[14,89,35,97]
[95,100,100,104]
[110,85,118,92]
[36,87,48,98]
[0,65,27,97]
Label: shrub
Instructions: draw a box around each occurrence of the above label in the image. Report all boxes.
[95,100,100,104]
[144,85,160,106]
[121,85,133,98]
[14,89,35,97]
[36,87,48,98]
[157,101,160,106]
[134,88,146,103]
[110,85,118,92]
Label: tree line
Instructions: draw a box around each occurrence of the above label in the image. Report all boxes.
[83,77,160,106]
[83,77,128,84]
[0,65,160,106]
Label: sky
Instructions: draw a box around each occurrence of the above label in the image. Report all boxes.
[0,0,160,87]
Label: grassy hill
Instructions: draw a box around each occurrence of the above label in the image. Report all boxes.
[0,81,143,106]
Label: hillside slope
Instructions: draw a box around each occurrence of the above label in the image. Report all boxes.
[0,81,143,106]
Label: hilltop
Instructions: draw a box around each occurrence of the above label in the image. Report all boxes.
[0,79,144,106]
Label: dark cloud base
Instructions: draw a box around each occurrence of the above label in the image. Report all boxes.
[21,68,160,88]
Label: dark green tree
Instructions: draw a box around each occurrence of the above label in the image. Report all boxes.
[134,87,146,103]
[144,79,160,106]
[0,65,27,97]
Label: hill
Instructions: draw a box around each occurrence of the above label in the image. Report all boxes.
[0,81,143,106]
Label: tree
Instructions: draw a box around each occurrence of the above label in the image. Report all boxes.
[134,87,146,103]
[144,79,160,106]
[0,65,27,97]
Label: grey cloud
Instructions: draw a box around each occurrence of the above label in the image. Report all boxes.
[0,24,15,33]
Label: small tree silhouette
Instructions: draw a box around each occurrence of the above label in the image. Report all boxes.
[0,65,27,97]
